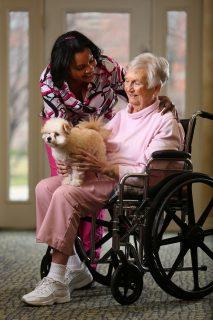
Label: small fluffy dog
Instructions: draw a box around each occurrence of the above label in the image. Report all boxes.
[41,117,111,186]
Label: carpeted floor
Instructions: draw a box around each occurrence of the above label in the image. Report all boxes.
[0,230,212,320]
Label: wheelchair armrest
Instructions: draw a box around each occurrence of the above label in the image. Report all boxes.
[151,150,191,160]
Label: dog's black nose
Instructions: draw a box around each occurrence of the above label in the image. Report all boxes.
[47,137,51,142]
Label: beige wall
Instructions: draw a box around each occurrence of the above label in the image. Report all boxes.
[200,0,213,227]
[202,0,213,176]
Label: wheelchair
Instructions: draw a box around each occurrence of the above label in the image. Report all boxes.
[40,110,213,305]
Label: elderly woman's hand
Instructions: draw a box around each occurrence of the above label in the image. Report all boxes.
[158,96,179,120]
[72,150,119,179]
[72,150,106,172]
[56,161,70,177]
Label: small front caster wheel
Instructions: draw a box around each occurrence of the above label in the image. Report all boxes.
[111,263,143,305]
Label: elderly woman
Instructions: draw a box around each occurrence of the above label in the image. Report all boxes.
[22,53,184,306]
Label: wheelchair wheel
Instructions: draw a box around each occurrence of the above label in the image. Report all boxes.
[144,172,213,300]
[40,246,52,279]
[111,262,143,305]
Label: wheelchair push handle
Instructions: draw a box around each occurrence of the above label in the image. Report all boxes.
[194,110,213,120]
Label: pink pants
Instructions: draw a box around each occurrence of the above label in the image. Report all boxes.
[36,174,116,256]
[45,144,111,257]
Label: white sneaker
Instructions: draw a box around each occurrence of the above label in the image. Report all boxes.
[22,277,70,306]
[65,263,93,292]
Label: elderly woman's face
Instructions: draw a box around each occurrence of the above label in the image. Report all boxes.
[124,68,157,109]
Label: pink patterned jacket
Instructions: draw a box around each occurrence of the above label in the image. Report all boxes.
[40,55,127,125]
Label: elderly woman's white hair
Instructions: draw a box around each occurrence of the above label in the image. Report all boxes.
[127,53,169,89]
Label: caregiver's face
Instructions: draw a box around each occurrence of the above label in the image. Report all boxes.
[69,48,97,83]
[124,68,156,109]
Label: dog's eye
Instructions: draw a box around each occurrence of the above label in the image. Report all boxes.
[55,133,59,137]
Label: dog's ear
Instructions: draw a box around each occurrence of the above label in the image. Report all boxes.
[41,126,45,134]
[63,123,72,134]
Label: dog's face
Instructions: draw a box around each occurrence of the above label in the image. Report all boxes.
[41,118,72,148]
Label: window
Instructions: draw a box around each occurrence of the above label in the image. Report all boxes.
[66,12,130,67]
[8,12,29,201]
[166,11,187,117]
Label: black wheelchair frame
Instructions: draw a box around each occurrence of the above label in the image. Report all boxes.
[41,110,213,305]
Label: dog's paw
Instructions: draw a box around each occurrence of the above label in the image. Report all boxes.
[62,176,83,186]
[62,177,71,185]
[69,179,83,187]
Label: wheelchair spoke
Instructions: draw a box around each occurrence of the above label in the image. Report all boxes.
[98,248,113,263]
[96,219,112,228]
[124,285,129,297]
[190,246,199,290]
[167,246,189,279]
[133,235,139,254]
[203,229,213,237]
[166,209,188,230]
[159,235,183,246]
[94,232,112,249]
[185,184,196,226]
[198,241,213,260]
[82,217,112,229]
[156,210,173,242]
[110,251,120,269]
[197,198,213,227]
[106,262,114,278]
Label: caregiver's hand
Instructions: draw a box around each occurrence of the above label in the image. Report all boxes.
[158,96,179,120]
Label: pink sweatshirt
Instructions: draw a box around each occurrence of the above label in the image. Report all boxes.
[105,99,185,179]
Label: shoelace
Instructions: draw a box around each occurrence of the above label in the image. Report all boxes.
[34,277,57,294]
[65,268,75,280]
[65,268,86,283]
